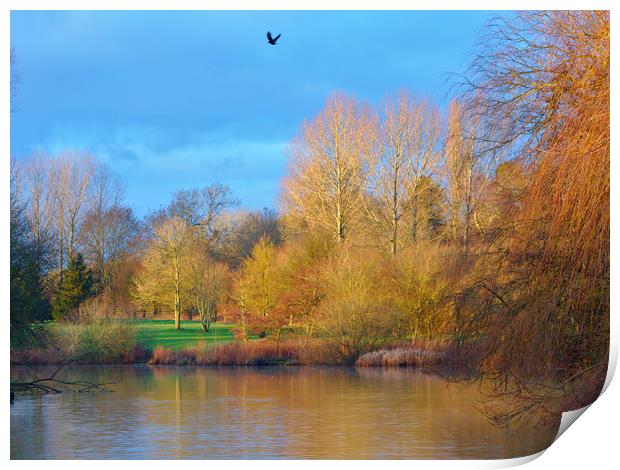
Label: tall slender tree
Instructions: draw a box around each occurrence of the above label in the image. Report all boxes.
[283,94,373,244]
[363,92,441,254]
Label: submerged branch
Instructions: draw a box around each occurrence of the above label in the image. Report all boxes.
[11,359,113,399]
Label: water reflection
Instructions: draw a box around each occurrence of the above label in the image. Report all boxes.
[10,365,557,459]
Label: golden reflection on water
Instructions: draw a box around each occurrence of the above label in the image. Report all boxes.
[10,365,557,459]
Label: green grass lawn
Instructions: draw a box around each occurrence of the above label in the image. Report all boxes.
[135,320,236,350]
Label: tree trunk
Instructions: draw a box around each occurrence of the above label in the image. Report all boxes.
[174,291,181,330]
[464,210,471,259]
[391,204,398,256]
[174,260,181,329]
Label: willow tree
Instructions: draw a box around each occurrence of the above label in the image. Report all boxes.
[283,94,373,244]
[132,217,193,329]
[457,11,610,425]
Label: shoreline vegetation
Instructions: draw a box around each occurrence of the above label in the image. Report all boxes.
[10,319,480,369]
[10,342,475,369]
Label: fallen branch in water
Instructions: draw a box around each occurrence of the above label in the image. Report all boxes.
[11,360,112,397]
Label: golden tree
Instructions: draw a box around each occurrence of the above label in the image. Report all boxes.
[383,242,452,342]
[233,237,286,343]
[132,217,193,329]
[283,93,374,244]
[275,233,331,343]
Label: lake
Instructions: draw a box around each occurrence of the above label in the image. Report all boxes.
[10,365,557,459]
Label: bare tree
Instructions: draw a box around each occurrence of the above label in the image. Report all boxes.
[363,92,441,255]
[188,241,230,332]
[167,183,239,243]
[444,100,498,257]
[283,94,373,243]
[78,162,125,287]
[46,153,95,277]
[80,205,139,291]
[215,208,282,265]
[20,156,56,274]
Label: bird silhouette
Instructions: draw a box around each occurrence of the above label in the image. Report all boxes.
[267,31,281,45]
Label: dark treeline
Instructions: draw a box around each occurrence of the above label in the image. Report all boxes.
[10,11,608,426]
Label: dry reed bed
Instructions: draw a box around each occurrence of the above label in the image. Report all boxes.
[356,348,445,367]
[147,340,338,366]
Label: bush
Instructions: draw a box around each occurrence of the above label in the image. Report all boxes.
[53,318,138,363]
[318,248,399,363]
[10,348,66,365]
[148,345,176,364]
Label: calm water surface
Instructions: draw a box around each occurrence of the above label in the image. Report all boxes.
[11,365,557,459]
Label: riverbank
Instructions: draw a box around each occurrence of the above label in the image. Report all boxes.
[11,319,482,368]
[11,337,480,368]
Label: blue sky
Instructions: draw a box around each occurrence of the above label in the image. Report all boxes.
[10,10,498,216]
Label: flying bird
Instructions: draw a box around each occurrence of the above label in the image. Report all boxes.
[267,31,281,45]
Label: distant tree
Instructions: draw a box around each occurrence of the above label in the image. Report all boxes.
[52,253,94,321]
[444,101,497,257]
[80,205,139,291]
[132,217,193,329]
[471,160,528,239]
[78,161,124,287]
[166,183,239,242]
[216,208,282,265]
[318,248,397,363]
[275,233,330,342]
[384,243,451,341]
[413,176,446,240]
[20,156,56,276]
[188,240,231,332]
[18,154,125,285]
[44,153,96,279]
[230,272,251,342]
